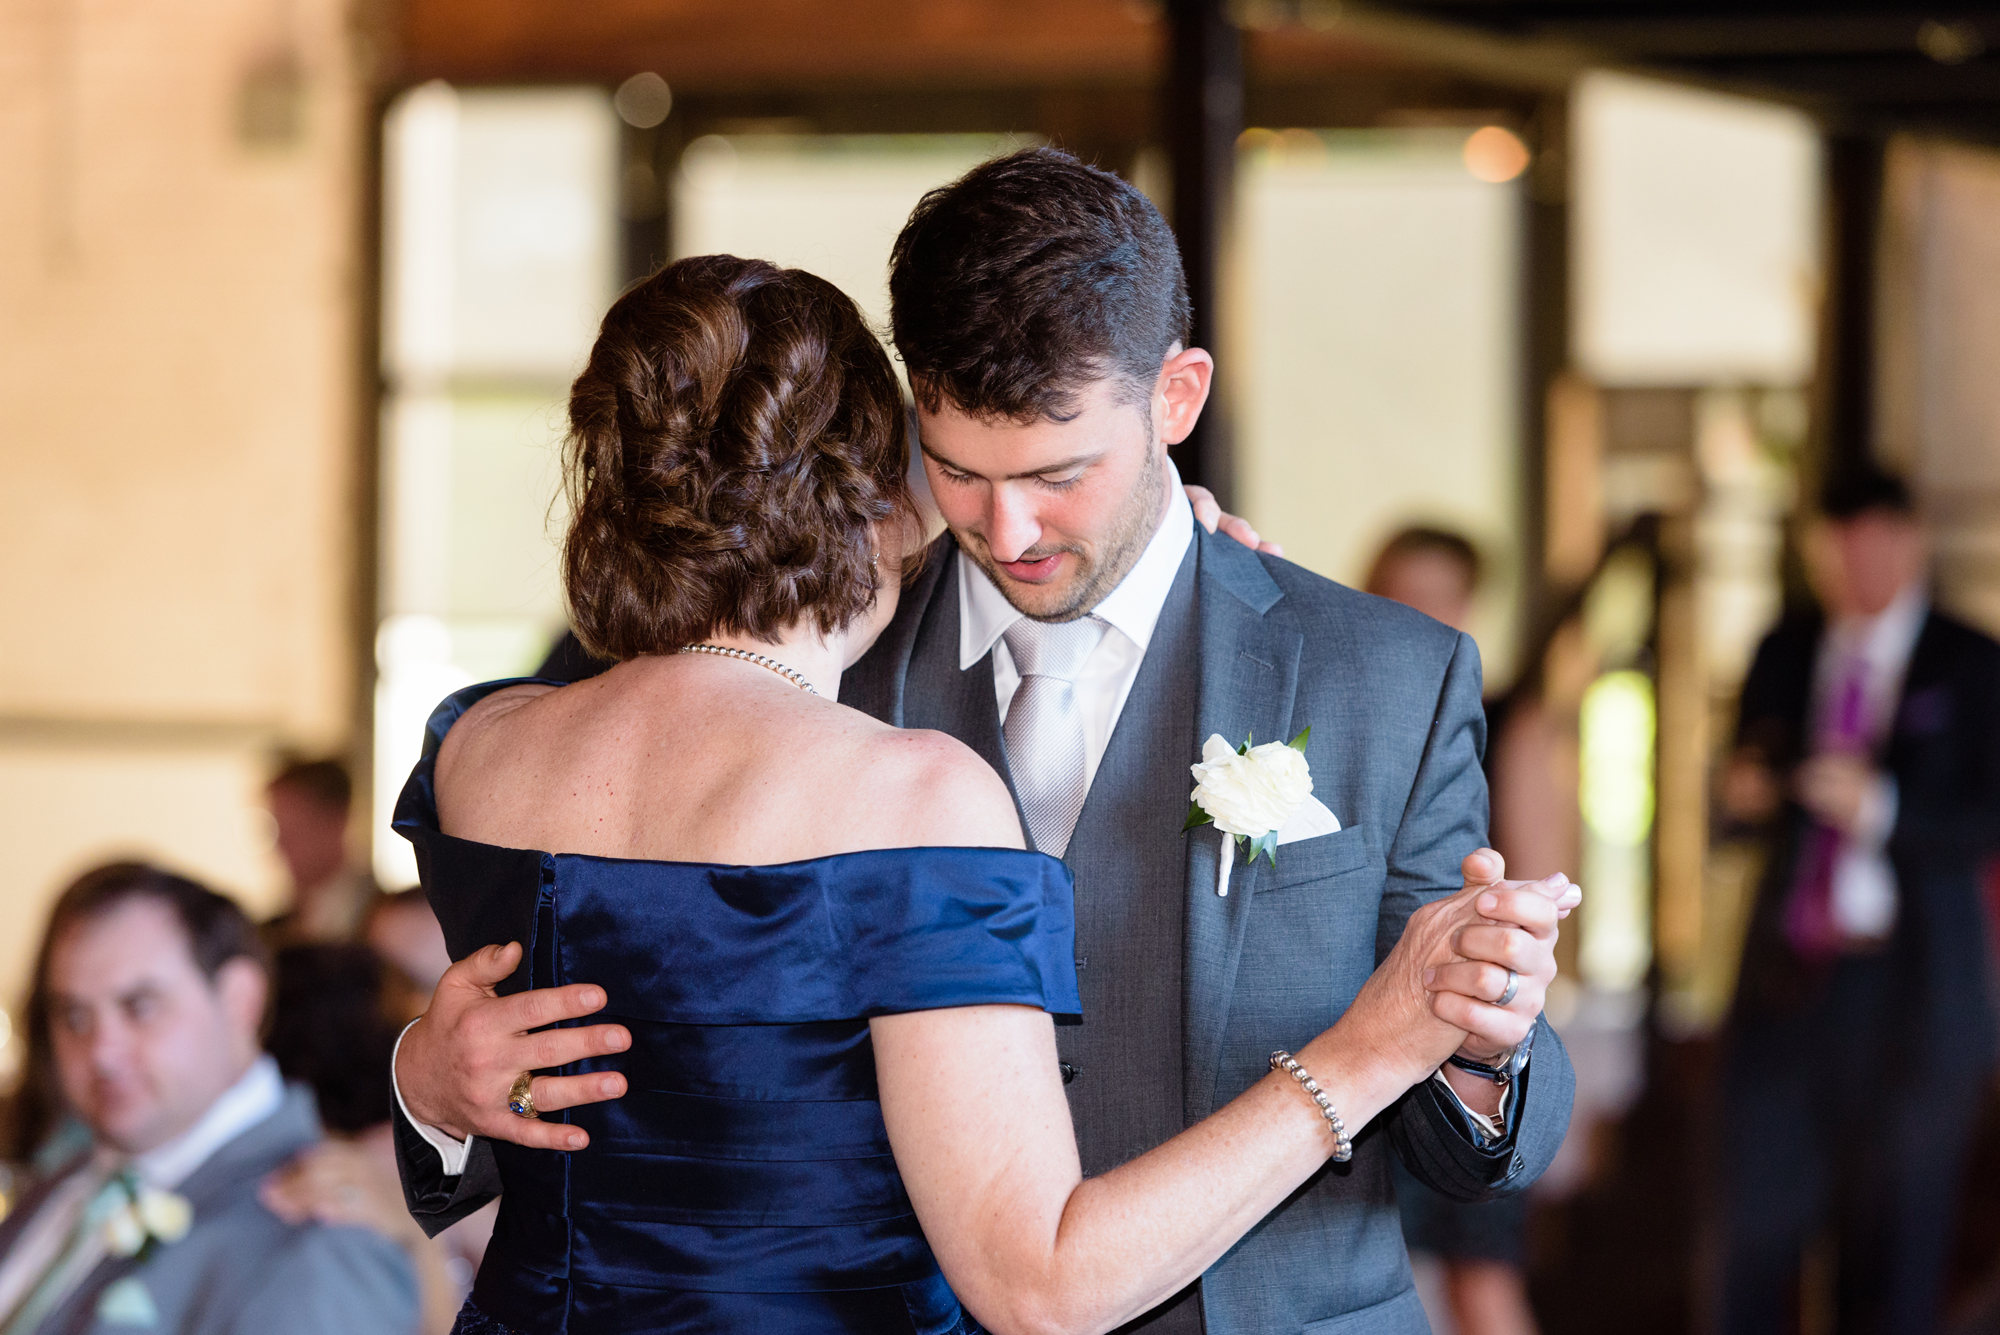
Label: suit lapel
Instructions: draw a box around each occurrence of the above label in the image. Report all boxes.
[1183,529,1304,1121]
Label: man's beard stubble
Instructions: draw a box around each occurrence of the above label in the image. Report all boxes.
[958,442,1167,625]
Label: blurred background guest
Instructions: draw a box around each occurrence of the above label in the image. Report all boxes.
[1716,470,2000,1334]
[0,862,417,1334]
[262,757,381,949]
[262,894,493,1334]
[1366,526,1483,633]
[1368,526,1542,1335]
[367,890,456,1024]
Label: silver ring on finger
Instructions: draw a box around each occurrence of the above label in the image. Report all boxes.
[1495,969,1520,1008]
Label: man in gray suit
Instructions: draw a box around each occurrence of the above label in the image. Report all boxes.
[0,863,418,1335]
[392,148,1575,1333]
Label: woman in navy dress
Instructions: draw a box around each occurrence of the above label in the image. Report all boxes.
[399,255,1557,1334]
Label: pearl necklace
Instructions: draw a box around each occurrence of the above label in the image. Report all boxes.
[676,643,820,695]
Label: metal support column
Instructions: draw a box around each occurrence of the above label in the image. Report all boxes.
[1815,132,1888,494]
[1165,0,1242,505]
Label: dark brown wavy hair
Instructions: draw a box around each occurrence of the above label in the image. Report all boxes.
[562,255,913,660]
[889,146,1191,422]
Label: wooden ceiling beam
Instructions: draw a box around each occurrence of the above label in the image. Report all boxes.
[390,0,1165,89]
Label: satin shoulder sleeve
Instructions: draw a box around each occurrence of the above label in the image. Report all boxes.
[547,847,1081,1024]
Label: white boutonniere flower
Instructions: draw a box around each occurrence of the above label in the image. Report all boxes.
[102,1174,192,1261]
[1185,727,1313,896]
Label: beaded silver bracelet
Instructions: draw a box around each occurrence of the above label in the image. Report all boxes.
[1270,1050,1353,1162]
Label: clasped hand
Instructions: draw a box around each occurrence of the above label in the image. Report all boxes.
[1344,849,1578,1092]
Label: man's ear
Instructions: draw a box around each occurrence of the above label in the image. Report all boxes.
[216,956,269,1045]
[1156,345,1214,448]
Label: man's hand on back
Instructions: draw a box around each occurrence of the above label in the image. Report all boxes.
[397,942,631,1153]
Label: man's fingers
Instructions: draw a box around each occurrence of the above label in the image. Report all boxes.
[442,942,523,997]
[1453,923,1547,974]
[508,983,613,1033]
[528,1070,629,1115]
[1430,992,1536,1049]
[1423,959,1515,1005]
[1461,848,1505,891]
[523,1022,632,1072]
[473,1113,593,1153]
[1471,887,1558,936]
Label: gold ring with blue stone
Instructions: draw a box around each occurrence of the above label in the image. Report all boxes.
[507,1071,539,1119]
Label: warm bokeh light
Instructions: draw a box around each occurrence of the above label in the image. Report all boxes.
[1462,124,1530,183]
[614,71,673,128]
[1236,126,1279,156]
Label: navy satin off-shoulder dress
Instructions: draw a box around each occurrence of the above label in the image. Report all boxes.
[394,681,1081,1335]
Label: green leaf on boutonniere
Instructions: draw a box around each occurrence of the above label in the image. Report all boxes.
[1248,830,1281,867]
[1183,801,1213,832]
[1288,726,1311,753]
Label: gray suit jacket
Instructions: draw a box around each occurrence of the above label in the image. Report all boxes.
[394,529,1575,1334]
[2,1085,418,1335]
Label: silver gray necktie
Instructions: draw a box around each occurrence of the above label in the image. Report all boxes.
[1002,615,1107,857]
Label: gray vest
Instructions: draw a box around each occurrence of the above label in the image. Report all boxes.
[886,547,1206,1333]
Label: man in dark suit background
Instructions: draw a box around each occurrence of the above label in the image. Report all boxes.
[1717,469,2000,1334]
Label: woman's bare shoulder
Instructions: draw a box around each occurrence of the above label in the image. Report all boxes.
[849,724,1026,851]
[434,683,563,779]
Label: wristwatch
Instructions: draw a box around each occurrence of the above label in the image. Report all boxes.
[1445,1023,1535,1086]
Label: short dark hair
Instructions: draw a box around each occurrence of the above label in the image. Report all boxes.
[266,944,398,1134]
[35,861,269,1000]
[1367,526,1483,593]
[562,254,914,661]
[268,755,352,810]
[1821,466,1915,521]
[889,147,1192,422]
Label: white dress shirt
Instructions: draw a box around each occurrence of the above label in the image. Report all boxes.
[0,1056,285,1325]
[960,464,1195,789]
[1814,582,1927,940]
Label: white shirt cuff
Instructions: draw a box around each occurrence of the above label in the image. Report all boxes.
[393,1018,475,1178]
[1430,1063,1515,1144]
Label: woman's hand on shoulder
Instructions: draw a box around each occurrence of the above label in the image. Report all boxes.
[869,728,1026,851]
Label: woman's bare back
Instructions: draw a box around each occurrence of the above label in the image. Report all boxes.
[431,653,1024,864]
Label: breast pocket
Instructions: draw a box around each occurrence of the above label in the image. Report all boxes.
[1257,824,1377,892]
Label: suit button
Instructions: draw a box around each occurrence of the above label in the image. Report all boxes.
[1075,957,1088,970]
[1509,1153,1525,1175]
[1060,1062,1078,1084]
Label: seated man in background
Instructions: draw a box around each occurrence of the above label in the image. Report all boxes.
[0,862,418,1335]
[262,755,381,947]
